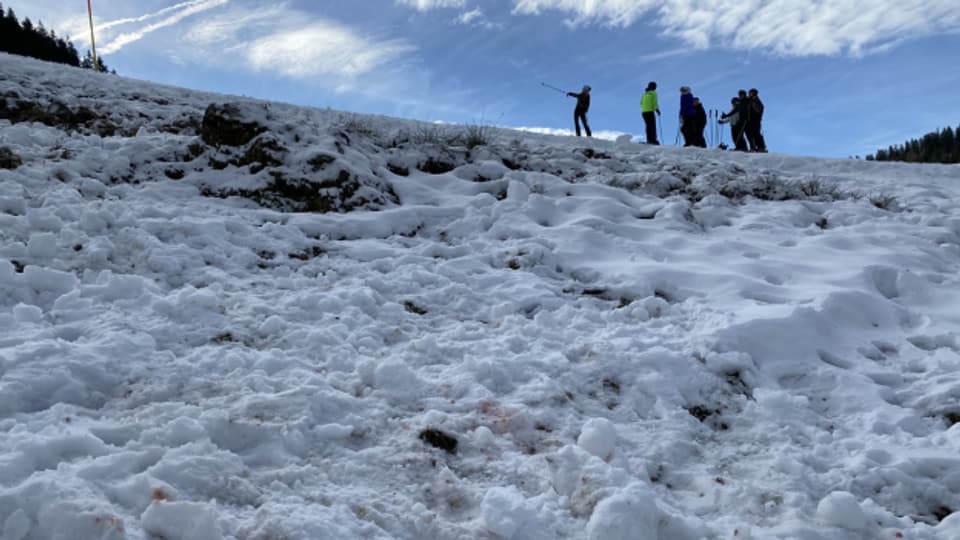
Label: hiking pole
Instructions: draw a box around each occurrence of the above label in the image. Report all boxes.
[709,110,714,147]
[712,110,717,148]
[707,110,712,147]
[541,82,567,95]
[713,110,718,148]
[715,110,720,148]
[718,112,723,148]
[711,110,716,147]
[710,111,715,146]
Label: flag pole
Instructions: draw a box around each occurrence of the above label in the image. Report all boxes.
[86,0,99,71]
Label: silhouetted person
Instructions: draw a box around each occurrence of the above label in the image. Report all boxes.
[719,97,747,151]
[679,86,695,146]
[733,89,749,150]
[641,81,660,144]
[693,98,707,148]
[567,85,592,137]
[745,88,767,152]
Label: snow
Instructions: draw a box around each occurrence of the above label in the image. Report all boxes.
[816,491,868,531]
[584,484,660,540]
[141,500,224,540]
[576,418,617,460]
[1,51,960,539]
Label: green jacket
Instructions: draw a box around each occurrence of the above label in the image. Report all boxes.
[641,91,659,113]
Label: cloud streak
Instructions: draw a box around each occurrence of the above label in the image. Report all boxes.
[396,0,467,10]
[99,0,228,54]
[659,0,960,56]
[96,0,215,32]
[403,0,960,57]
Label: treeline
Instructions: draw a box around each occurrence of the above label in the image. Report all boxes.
[867,125,960,164]
[0,2,110,72]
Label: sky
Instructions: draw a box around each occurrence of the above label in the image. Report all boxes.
[12,0,960,158]
[3,50,960,539]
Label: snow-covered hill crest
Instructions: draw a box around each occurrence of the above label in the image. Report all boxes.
[2,52,960,540]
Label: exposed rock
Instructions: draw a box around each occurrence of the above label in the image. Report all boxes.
[200,102,269,147]
[0,98,117,135]
[417,157,457,175]
[202,167,399,214]
[419,428,457,453]
[0,146,22,169]
[308,153,337,172]
[239,134,288,173]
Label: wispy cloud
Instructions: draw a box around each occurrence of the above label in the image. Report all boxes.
[96,0,215,32]
[455,8,503,30]
[396,0,467,10]
[99,0,228,54]
[635,47,690,64]
[510,0,960,56]
[245,24,413,79]
[512,0,652,27]
[180,3,415,88]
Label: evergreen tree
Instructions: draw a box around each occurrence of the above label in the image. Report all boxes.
[0,3,11,55]
[79,49,110,72]
[0,4,110,72]
[867,125,960,164]
[65,39,80,66]
[3,9,24,56]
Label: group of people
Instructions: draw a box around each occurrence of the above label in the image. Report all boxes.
[676,85,713,148]
[718,88,767,152]
[567,82,767,152]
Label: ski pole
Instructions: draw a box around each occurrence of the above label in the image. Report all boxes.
[712,110,718,148]
[715,110,723,146]
[712,110,717,148]
[541,82,567,95]
[714,110,719,148]
[717,111,722,148]
[709,110,714,147]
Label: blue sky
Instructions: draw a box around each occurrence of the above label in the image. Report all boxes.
[17,0,960,157]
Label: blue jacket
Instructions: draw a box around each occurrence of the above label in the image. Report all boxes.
[679,93,695,117]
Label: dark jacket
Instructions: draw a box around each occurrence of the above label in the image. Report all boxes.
[568,91,591,112]
[693,104,707,131]
[679,93,694,117]
[719,99,739,125]
[719,108,738,125]
[748,97,764,123]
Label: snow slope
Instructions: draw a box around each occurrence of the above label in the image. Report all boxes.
[1,52,960,540]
